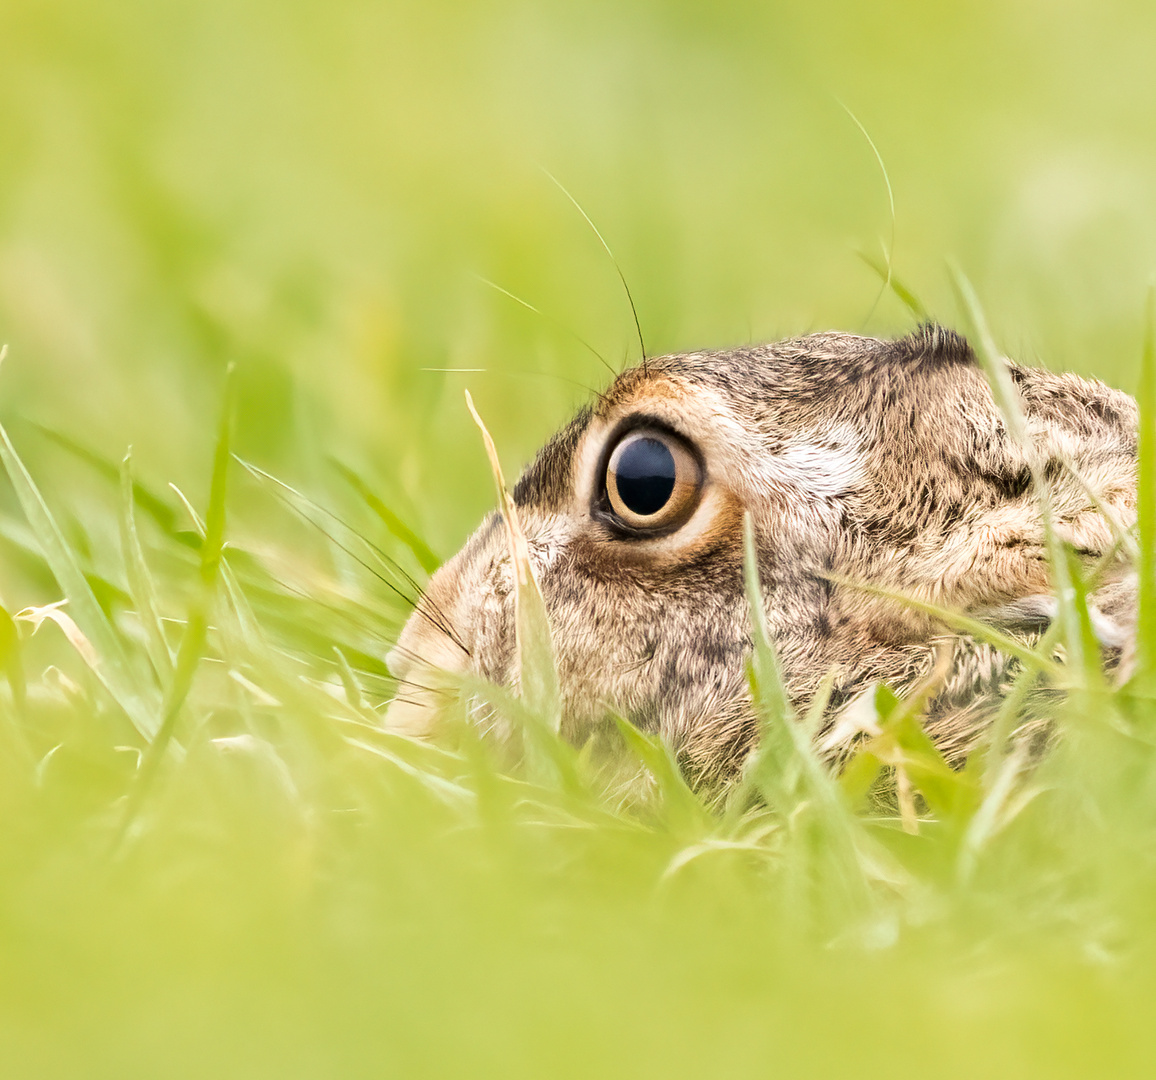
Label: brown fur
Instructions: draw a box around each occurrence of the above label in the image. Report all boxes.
[386,326,1138,781]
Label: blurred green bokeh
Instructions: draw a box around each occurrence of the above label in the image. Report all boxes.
[2,1,1156,1076]
[4,0,1156,554]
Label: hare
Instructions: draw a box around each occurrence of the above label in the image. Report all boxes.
[385,325,1138,782]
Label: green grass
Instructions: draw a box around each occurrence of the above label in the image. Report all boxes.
[4,0,1156,1075]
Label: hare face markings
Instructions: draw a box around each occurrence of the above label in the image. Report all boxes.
[387,326,1138,780]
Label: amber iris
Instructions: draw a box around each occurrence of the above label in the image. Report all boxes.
[605,428,702,532]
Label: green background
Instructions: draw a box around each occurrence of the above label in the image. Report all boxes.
[4,0,1155,555]
[1,0,1156,1076]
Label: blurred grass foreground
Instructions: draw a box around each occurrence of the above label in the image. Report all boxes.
[4,0,1156,1076]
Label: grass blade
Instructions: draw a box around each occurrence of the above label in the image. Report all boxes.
[459,674,584,799]
[31,422,183,538]
[0,600,29,758]
[330,459,440,574]
[126,367,236,818]
[742,514,875,927]
[612,714,710,838]
[1134,287,1156,692]
[464,390,561,736]
[950,267,1086,677]
[743,516,843,817]
[0,419,160,739]
[824,572,1064,679]
[120,450,174,682]
[858,251,930,322]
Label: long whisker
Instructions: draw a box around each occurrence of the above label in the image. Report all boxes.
[272,576,404,632]
[237,456,432,601]
[474,274,617,377]
[237,459,470,656]
[383,639,467,679]
[422,367,600,397]
[385,695,432,711]
[330,651,443,697]
[233,455,466,645]
[540,166,648,371]
[306,514,469,657]
[269,578,466,686]
[359,669,444,697]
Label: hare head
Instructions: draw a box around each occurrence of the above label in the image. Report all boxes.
[386,326,1137,780]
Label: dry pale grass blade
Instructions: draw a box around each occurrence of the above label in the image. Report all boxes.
[16,601,99,669]
[464,390,560,734]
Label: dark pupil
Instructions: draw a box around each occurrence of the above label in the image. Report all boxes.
[615,438,676,516]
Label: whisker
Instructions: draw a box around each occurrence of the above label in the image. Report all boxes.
[385,695,430,711]
[267,581,467,688]
[474,274,617,377]
[336,652,449,698]
[268,493,465,654]
[423,366,601,397]
[367,672,444,698]
[384,639,469,680]
[320,527,468,656]
[273,576,402,629]
[238,456,430,598]
[539,166,647,372]
[236,457,471,656]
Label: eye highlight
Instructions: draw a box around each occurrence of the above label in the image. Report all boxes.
[604,428,703,533]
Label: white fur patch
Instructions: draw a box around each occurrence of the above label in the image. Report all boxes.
[761,423,865,500]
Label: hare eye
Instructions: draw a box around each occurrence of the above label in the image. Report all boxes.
[604,429,702,533]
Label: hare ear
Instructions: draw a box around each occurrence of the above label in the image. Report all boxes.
[1002,362,1137,644]
[964,360,1136,620]
[854,328,1136,619]
[983,591,1133,649]
[1007,363,1137,565]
